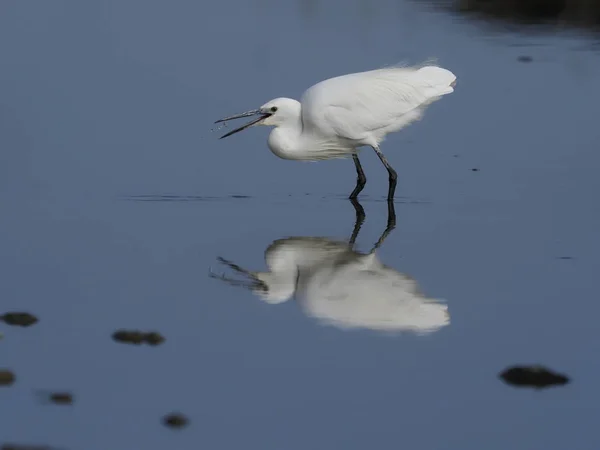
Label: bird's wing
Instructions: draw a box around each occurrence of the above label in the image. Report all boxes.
[301,67,453,142]
[300,69,427,141]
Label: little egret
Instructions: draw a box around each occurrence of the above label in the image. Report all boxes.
[215,64,457,200]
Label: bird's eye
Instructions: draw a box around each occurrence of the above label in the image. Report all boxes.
[270,106,278,112]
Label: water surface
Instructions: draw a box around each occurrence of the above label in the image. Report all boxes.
[1,1,599,449]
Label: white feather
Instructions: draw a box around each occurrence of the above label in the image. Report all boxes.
[301,65,456,148]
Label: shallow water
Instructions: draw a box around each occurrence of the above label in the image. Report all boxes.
[1,1,600,449]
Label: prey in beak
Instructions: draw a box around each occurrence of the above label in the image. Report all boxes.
[215,109,272,139]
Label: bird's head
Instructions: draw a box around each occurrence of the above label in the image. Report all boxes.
[215,97,301,139]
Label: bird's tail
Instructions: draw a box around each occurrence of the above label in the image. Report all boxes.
[414,66,457,98]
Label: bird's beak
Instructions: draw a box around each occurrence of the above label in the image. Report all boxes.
[215,109,272,139]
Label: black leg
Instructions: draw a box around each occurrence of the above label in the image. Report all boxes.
[348,197,366,248]
[371,146,397,201]
[349,154,367,199]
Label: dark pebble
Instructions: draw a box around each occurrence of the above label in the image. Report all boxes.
[0,370,15,386]
[163,413,189,429]
[517,55,533,63]
[499,365,570,389]
[471,168,479,172]
[47,392,74,405]
[145,332,166,346]
[558,256,573,260]
[112,330,165,346]
[112,330,144,345]
[0,312,38,327]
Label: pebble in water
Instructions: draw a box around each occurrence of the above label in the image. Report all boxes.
[0,313,38,327]
[0,370,15,386]
[144,331,166,346]
[49,392,73,405]
[163,413,189,429]
[112,330,166,346]
[36,390,74,405]
[499,365,570,389]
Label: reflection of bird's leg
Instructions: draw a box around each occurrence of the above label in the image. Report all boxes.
[372,145,397,201]
[348,197,366,248]
[372,200,397,251]
[349,153,367,199]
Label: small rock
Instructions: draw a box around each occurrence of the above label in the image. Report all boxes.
[144,332,166,346]
[36,391,74,405]
[0,370,15,386]
[517,55,533,63]
[49,392,73,405]
[112,330,165,346]
[0,312,38,327]
[558,256,573,260]
[499,365,570,389]
[163,413,189,429]
[112,330,145,345]
[471,168,479,172]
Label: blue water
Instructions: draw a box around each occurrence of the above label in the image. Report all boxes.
[1,1,600,449]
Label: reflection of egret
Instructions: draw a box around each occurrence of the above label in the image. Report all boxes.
[211,201,449,335]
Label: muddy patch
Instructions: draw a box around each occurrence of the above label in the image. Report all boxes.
[35,390,74,406]
[0,370,16,386]
[163,413,189,429]
[112,330,166,346]
[0,312,38,327]
[499,365,570,389]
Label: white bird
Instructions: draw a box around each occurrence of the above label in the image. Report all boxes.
[215,64,457,200]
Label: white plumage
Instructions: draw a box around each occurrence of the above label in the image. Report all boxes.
[301,65,456,148]
[216,64,457,200]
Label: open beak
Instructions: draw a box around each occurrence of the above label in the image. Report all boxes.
[215,109,272,139]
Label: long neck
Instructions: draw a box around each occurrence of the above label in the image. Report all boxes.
[267,120,303,160]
